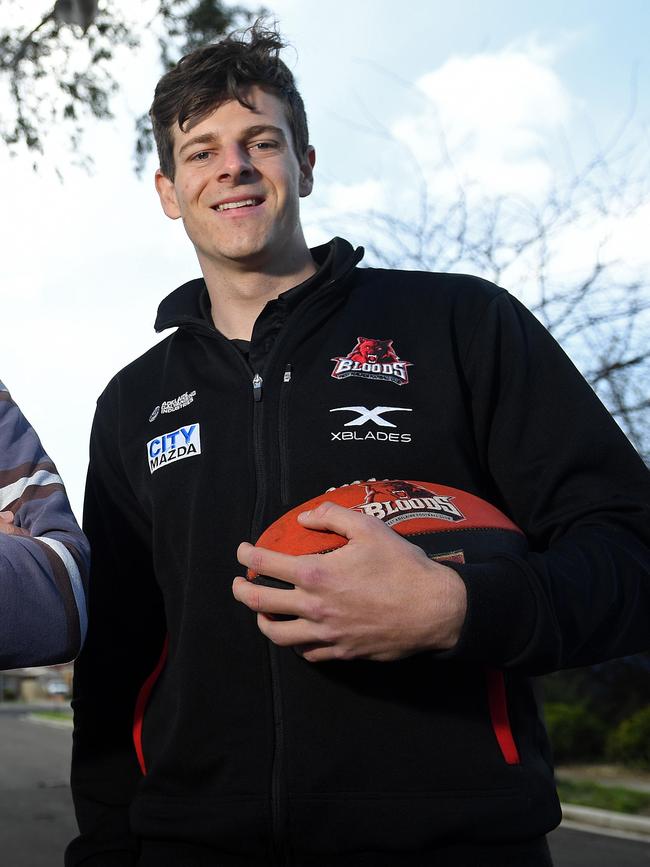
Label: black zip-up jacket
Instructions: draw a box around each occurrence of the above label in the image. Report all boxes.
[68,238,650,866]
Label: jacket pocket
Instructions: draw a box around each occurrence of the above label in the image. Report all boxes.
[485,667,520,764]
[133,634,169,774]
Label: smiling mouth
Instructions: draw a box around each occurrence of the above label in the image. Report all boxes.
[213,198,263,212]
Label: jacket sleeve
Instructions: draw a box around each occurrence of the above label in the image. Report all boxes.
[67,380,166,866]
[0,380,89,668]
[445,291,650,675]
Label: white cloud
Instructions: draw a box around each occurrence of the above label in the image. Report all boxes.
[391,42,572,200]
[322,179,386,213]
[541,201,650,285]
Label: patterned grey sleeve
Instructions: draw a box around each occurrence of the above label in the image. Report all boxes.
[0,379,89,668]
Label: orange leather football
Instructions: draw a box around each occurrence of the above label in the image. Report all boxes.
[250,480,526,586]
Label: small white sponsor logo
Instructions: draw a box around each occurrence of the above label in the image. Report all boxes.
[161,390,196,414]
[149,406,160,422]
[330,406,412,443]
[147,423,201,474]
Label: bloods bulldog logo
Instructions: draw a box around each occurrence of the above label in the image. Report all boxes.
[331,337,413,385]
[352,480,465,526]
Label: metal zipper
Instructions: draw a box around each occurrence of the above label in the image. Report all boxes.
[278,364,292,506]
[253,372,263,402]
[248,368,288,865]
[269,645,287,865]
[250,372,267,540]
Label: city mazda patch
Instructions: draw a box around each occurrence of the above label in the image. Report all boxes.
[147,423,201,474]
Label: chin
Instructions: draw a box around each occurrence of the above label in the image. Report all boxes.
[216,237,276,266]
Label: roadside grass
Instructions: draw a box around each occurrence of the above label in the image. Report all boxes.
[557,777,650,815]
[31,710,73,722]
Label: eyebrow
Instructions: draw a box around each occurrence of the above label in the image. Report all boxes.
[178,125,287,157]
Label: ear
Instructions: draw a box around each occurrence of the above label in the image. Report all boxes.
[298,146,316,198]
[155,169,182,220]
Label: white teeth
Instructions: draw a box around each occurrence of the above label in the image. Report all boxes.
[216,199,259,211]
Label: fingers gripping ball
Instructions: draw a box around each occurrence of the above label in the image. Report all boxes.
[248,480,527,612]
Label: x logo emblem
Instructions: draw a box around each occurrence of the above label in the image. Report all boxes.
[329,406,412,428]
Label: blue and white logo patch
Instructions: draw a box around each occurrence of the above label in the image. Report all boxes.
[147,423,201,474]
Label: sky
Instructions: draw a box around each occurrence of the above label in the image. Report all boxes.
[1,0,649,517]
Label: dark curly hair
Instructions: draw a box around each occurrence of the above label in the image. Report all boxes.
[150,22,309,180]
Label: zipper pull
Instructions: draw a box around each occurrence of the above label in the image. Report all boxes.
[252,373,263,401]
[283,363,292,384]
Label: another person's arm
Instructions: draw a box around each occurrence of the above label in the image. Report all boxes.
[67,382,165,867]
[0,380,89,668]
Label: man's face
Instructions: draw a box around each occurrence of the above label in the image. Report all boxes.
[155,86,315,274]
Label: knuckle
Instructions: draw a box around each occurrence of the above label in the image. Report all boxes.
[319,622,341,645]
[298,559,324,589]
[249,589,264,612]
[306,597,326,623]
[314,501,334,518]
[248,548,266,575]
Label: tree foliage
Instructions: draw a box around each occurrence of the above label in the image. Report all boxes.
[544,657,650,726]
[0,1,260,171]
[606,706,650,770]
[544,702,606,763]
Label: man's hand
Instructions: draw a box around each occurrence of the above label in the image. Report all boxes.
[0,511,29,537]
[233,502,467,662]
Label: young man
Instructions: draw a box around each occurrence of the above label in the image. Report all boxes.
[0,380,88,668]
[67,24,650,867]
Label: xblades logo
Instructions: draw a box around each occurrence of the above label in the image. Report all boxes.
[330,406,411,427]
[330,406,412,443]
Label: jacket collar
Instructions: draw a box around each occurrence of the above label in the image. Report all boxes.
[154,237,364,334]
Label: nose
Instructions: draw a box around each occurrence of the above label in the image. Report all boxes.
[217,142,254,183]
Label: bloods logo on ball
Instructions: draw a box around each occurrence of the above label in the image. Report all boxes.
[353,480,465,526]
[147,423,201,474]
[331,337,413,385]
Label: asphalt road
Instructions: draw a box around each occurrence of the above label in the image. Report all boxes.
[0,713,648,866]
[0,713,76,867]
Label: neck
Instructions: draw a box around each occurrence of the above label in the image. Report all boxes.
[201,247,317,341]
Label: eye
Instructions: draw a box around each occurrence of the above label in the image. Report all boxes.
[249,140,278,152]
[191,151,211,162]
